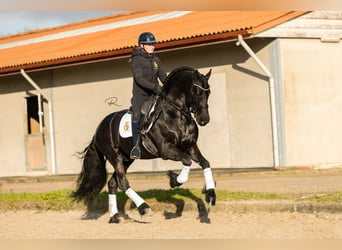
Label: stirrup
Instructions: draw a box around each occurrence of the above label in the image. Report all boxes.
[130,146,141,159]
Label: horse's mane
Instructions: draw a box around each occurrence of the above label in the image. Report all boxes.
[163,66,194,87]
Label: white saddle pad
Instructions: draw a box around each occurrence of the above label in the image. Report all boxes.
[119,113,132,138]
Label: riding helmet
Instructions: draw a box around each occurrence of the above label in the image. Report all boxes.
[138,32,158,45]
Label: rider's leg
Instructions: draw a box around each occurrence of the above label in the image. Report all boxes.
[130,119,141,159]
[130,96,145,159]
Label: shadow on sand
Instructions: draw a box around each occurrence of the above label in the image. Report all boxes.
[81,188,211,224]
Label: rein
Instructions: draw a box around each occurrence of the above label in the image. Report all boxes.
[162,94,194,122]
[162,83,210,122]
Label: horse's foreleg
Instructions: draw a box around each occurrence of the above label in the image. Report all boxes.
[190,145,216,206]
[203,168,216,205]
[162,144,193,188]
[167,165,191,188]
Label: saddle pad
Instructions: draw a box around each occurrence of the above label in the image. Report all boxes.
[119,113,132,138]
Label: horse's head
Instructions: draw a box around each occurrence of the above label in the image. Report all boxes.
[190,69,211,126]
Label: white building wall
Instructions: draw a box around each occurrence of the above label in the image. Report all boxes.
[280,38,342,166]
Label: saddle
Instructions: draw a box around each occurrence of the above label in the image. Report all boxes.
[119,95,162,156]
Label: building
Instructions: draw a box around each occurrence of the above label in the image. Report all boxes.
[0,11,341,177]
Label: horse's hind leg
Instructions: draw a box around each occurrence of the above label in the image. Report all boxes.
[108,172,120,223]
[107,153,151,218]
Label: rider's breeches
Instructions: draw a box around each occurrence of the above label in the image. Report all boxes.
[131,95,149,122]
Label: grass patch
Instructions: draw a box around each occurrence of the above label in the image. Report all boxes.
[0,188,341,211]
[300,192,342,203]
[0,189,79,211]
[215,189,292,201]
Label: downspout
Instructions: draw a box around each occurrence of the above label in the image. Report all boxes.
[20,69,57,174]
[37,94,44,133]
[235,35,280,167]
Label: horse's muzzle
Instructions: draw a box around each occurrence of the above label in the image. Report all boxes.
[196,113,210,126]
[199,120,209,126]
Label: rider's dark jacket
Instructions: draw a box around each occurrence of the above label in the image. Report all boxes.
[130,47,167,121]
[131,47,167,96]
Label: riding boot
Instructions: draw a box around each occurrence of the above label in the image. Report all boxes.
[130,121,141,159]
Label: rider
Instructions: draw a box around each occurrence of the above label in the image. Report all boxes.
[129,32,167,159]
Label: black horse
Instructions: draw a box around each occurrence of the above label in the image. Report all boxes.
[72,66,216,223]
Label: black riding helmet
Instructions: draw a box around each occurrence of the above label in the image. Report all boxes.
[138,32,158,45]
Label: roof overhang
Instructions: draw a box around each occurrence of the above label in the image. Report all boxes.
[0,31,252,77]
[0,11,308,77]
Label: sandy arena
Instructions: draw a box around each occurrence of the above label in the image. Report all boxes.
[1,209,342,239]
[2,168,342,239]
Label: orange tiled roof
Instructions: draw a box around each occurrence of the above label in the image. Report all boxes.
[0,11,306,75]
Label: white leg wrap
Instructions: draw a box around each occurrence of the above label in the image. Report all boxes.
[203,168,215,190]
[108,194,118,217]
[125,188,145,207]
[177,165,191,184]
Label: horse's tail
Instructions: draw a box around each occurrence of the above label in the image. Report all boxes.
[72,138,107,206]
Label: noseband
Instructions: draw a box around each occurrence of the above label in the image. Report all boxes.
[193,83,210,92]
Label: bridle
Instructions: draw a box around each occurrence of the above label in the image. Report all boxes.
[161,67,210,122]
[162,80,210,122]
[190,83,210,114]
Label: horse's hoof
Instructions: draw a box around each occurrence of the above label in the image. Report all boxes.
[138,202,151,216]
[167,170,182,188]
[109,213,120,224]
[205,189,216,206]
[199,216,211,224]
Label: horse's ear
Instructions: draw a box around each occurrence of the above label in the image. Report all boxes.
[193,69,201,80]
[205,69,212,80]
